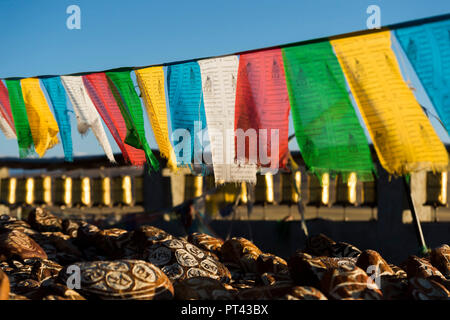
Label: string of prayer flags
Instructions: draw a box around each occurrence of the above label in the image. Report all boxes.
[41,77,73,161]
[331,31,448,175]
[282,42,375,181]
[20,78,59,157]
[5,79,35,157]
[199,56,257,184]
[60,75,116,163]
[82,73,146,166]
[0,81,15,136]
[167,62,209,166]
[134,67,177,171]
[1,14,450,173]
[235,48,291,170]
[395,19,450,135]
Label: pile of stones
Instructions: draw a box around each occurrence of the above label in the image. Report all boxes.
[0,207,449,300]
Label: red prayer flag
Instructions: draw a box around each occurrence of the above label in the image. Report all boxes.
[83,73,146,166]
[234,48,290,170]
[0,81,15,132]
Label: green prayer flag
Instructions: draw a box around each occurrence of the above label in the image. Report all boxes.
[5,79,35,158]
[282,42,375,182]
[105,70,159,171]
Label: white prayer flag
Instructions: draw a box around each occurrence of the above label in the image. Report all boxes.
[60,75,115,162]
[199,56,257,184]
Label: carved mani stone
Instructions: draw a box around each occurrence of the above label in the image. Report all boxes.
[27,208,62,233]
[320,264,383,300]
[143,238,231,283]
[59,260,174,300]
[187,232,224,258]
[430,245,450,279]
[0,229,47,261]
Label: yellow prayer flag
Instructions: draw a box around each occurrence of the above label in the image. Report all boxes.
[331,31,448,175]
[135,67,178,171]
[20,78,59,157]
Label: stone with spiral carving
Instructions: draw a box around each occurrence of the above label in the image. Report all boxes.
[28,258,63,283]
[93,228,135,259]
[406,255,446,281]
[221,237,262,273]
[379,275,409,300]
[59,260,174,300]
[0,229,47,261]
[256,253,289,275]
[75,222,101,247]
[61,219,80,238]
[408,276,450,300]
[320,264,383,300]
[132,225,173,252]
[305,234,361,258]
[187,232,223,258]
[27,208,62,233]
[143,238,231,283]
[304,234,336,256]
[288,251,356,287]
[0,219,37,236]
[356,249,394,276]
[430,245,450,279]
[29,232,82,265]
[330,241,361,258]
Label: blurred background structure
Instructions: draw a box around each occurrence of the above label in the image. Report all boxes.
[1,147,449,264]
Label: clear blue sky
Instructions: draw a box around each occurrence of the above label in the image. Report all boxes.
[1,0,450,159]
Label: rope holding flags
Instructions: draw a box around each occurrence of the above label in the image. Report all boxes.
[282,42,375,182]
[331,31,448,175]
[42,77,73,161]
